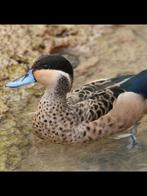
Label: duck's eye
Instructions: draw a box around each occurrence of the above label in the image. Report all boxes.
[43,64,49,69]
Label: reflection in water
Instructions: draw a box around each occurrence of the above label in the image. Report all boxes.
[20,117,147,171]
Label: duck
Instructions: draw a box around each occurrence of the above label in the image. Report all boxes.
[5,54,147,145]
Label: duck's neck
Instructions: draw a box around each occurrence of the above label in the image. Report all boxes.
[40,87,68,109]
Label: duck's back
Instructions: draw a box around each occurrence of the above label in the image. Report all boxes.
[67,74,134,105]
[66,74,135,123]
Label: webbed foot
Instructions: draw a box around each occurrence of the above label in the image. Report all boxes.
[127,122,139,149]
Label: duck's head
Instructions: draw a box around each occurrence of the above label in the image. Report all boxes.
[6,55,74,92]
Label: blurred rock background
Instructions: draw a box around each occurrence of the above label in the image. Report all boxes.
[1,25,147,171]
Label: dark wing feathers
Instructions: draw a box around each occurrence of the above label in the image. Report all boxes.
[67,75,130,123]
[70,87,126,123]
[67,74,132,105]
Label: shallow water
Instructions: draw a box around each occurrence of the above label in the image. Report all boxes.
[20,117,147,171]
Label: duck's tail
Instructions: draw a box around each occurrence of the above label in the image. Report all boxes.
[120,70,147,98]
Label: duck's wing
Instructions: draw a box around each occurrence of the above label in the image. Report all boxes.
[67,74,134,105]
[73,86,126,123]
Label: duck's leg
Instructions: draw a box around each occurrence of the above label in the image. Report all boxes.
[127,122,140,149]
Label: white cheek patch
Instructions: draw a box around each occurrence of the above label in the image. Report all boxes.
[34,69,71,87]
[48,70,72,90]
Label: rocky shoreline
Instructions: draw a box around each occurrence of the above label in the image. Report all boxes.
[1,25,147,170]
